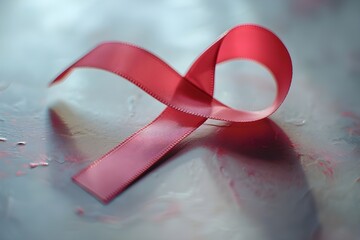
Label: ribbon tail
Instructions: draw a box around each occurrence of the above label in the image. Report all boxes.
[73,107,205,203]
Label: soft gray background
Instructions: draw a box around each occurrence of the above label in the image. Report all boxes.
[1,0,360,239]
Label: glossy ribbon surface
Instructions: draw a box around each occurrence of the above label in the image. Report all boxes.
[50,24,292,203]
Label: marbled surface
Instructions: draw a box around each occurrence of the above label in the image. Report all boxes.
[0,0,359,239]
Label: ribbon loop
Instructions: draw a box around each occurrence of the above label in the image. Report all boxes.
[50,24,292,203]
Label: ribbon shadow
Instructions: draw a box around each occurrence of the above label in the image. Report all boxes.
[175,119,321,240]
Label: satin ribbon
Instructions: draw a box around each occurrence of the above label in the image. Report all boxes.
[50,24,292,203]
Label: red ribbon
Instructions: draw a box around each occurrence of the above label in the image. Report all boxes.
[50,24,292,203]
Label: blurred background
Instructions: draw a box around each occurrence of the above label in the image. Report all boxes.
[0,0,360,239]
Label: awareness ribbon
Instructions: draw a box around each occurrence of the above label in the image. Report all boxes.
[50,24,292,203]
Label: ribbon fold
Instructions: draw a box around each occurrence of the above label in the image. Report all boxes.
[50,24,292,203]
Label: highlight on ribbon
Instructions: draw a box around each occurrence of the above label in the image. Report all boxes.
[49,24,292,203]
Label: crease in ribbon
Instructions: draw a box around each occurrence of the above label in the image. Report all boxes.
[50,24,292,203]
